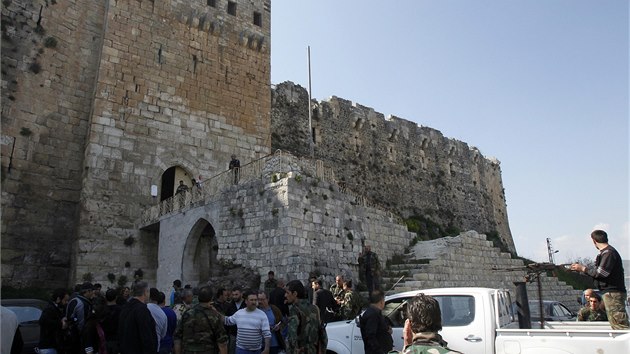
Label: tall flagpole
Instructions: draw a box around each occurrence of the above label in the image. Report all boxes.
[308,46,314,158]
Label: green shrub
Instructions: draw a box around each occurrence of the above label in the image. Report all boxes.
[117,275,128,287]
[44,36,57,48]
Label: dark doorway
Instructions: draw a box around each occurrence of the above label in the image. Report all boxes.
[182,219,218,285]
[161,167,175,201]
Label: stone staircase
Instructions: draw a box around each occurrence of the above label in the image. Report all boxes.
[381,231,582,312]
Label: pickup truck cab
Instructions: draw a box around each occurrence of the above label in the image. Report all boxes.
[325,287,630,354]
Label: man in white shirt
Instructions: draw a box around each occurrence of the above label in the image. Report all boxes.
[222,290,271,354]
[149,288,168,352]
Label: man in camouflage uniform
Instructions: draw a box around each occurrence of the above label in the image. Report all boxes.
[578,293,607,322]
[264,271,278,296]
[577,289,596,321]
[358,245,381,292]
[395,293,462,354]
[340,280,362,320]
[571,230,629,329]
[330,275,345,303]
[285,280,327,354]
[174,286,228,354]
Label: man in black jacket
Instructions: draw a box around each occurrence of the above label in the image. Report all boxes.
[65,282,95,353]
[224,286,246,354]
[269,279,289,316]
[359,290,393,354]
[38,288,70,352]
[571,229,629,329]
[311,279,337,323]
[118,281,157,353]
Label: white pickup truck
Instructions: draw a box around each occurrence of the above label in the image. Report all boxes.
[325,287,630,354]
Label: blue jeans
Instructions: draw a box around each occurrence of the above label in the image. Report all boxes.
[236,347,261,354]
[37,349,58,354]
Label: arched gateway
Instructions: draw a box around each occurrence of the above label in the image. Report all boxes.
[181,219,218,286]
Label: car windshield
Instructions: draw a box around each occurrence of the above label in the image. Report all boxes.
[385,295,476,328]
[6,306,42,323]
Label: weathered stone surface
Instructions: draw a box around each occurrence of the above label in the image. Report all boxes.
[271,82,514,253]
[389,231,580,313]
[2,0,272,288]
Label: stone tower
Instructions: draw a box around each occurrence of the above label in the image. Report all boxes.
[1,0,271,288]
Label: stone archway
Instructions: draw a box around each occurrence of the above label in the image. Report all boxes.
[181,219,218,286]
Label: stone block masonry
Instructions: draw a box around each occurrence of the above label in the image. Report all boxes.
[155,154,415,295]
[74,0,271,285]
[1,0,272,288]
[1,0,107,288]
[389,231,581,313]
[271,81,514,254]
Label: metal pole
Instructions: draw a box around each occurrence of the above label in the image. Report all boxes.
[537,275,544,329]
[308,46,314,158]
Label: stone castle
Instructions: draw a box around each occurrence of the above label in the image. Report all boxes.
[2,0,553,300]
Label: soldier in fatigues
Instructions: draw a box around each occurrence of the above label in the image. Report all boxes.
[393,294,462,354]
[174,286,228,354]
[340,281,362,320]
[578,293,607,322]
[285,280,327,354]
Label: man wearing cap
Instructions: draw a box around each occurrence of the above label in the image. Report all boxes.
[65,282,95,353]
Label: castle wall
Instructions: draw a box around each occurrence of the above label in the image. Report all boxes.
[73,0,272,284]
[271,82,514,253]
[1,0,107,288]
[1,0,272,288]
[155,165,414,294]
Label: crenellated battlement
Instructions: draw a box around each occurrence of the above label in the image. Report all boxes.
[272,81,514,252]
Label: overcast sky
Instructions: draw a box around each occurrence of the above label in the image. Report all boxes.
[270,0,629,264]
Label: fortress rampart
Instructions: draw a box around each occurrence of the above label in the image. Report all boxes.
[3,0,519,290]
[271,81,514,253]
[2,0,272,287]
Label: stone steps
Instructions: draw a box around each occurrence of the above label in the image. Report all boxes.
[380,231,582,313]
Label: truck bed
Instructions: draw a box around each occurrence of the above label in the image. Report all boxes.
[495,325,630,354]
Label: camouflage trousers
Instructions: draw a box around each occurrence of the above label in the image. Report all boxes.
[602,291,629,330]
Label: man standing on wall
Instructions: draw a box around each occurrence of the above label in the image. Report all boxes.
[175,180,189,194]
[571,229,629,329]
[358,245,381,293]
[229,155,240,184]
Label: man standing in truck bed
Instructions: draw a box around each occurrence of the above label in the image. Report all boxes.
[571,229,629,329]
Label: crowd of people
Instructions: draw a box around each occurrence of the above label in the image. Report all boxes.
[4,230,626,354]
[27,273,333,354]
[25,269,467,354]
